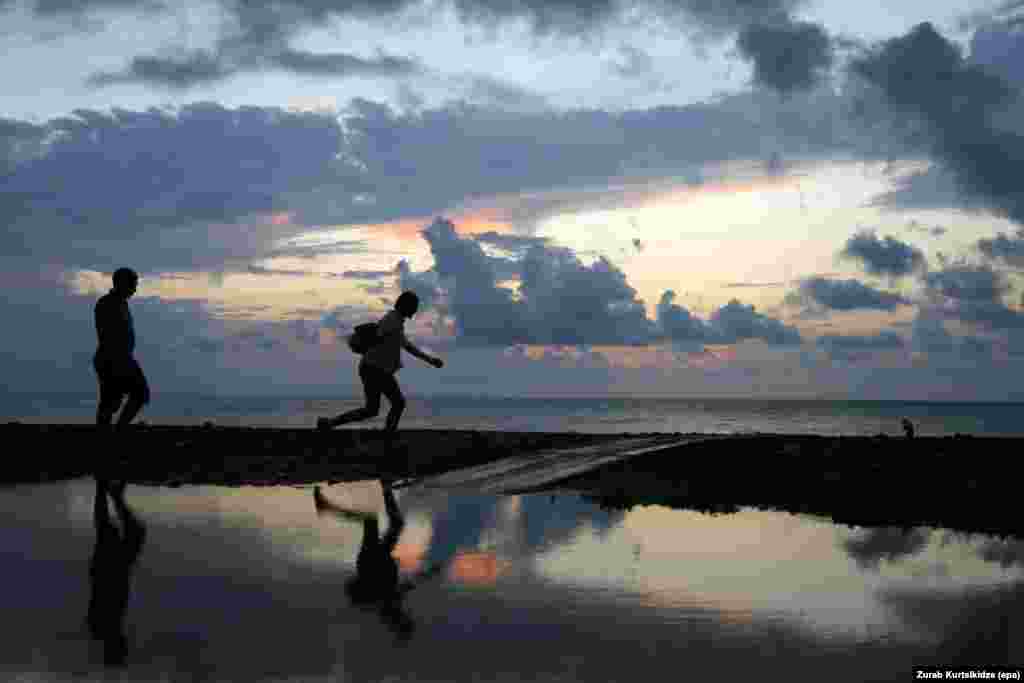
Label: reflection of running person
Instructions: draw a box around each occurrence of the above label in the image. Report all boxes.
[314,482,445,643]
[317,291,443,435]
[93,268,150,428]
[87,478,147,667]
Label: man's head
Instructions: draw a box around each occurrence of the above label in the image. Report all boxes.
[395,291,419,319]
[112,268,138,298]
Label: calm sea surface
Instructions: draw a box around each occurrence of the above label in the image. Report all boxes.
[5,392,1024,436]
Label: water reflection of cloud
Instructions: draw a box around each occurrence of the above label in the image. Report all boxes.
[842,527,930,570]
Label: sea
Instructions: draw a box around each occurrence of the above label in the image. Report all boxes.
[3,392,1024,436]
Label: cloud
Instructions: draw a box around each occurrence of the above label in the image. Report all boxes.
[843,527,930,570]
[840,230,927,278]
[244,265,313,277]
[657,291,802,348]
[736,17,834,93]
[1,88,893,276]
[722,281,786,288]
[88,50,235,89]
[1,103,364,273]
[923,264,1009,303]
[795,276,910,311]
[816,331,905,361]
[709,299,802,345]
[472,232,551,253]
[609,45,656,80]
[911,311,955,353]
[409,218,799,349]
[970,22,1024,90]
[978,232,1024,267]
[977,538,1024,568]
[396,258,442,312]
[329,269,394,280]
[905,220,947,237]
[89,46,422,89]
[852,22,1024,226]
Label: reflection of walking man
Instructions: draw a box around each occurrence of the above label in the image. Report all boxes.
[314,482,444,643]
[94,268,150,428]
[87,478,147,667]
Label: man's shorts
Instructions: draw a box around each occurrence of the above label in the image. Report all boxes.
[93,354,150,405]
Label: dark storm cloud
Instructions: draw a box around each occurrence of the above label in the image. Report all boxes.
[1,91,869,277]
[90,46,421,89]
[28,0,165,17]
[843,527,930,570]
[736,17,833,93]
[852,22,1024,225]
[1,103,362,273]
[15,0,829,96]
[88,51,234,89]
[840,230,927,278]
[269,48,420,77]
[796,277,910,311]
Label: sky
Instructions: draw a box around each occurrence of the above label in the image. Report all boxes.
[3,0,1024,400]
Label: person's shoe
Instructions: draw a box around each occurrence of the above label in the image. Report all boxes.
[316,417,331,432]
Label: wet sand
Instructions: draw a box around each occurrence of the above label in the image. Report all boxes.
[7,423,1022,538]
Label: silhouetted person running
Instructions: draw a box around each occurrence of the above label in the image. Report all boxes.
[94,268,150,428]
[314,482,444,643]
[87,477,147,667]
[318,291,443,436]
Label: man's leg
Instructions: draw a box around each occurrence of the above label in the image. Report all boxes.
[330,365,383,426]
[94,358,122,426]
[116,359,150,427]
[381,374,406,434]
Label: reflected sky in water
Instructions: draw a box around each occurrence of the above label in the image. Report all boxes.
[2,479,1021,682]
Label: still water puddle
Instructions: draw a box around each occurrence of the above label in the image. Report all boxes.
[2,478,1021,681]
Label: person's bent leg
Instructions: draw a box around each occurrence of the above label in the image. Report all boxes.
[331,364,382,426]
[381,374,405,433]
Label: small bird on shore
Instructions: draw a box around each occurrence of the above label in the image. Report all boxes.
[902,418,915,439]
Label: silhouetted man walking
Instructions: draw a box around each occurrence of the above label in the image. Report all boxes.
[318,291,443,436]
[94,268,150,428]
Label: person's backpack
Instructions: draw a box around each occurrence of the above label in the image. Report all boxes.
[348,322,380,354]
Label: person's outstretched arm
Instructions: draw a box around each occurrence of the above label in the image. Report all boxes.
[401,336,443,368]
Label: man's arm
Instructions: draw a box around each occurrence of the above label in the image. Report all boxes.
[401,337,443,367]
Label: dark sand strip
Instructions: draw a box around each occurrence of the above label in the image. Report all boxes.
[7,423,1021,538]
